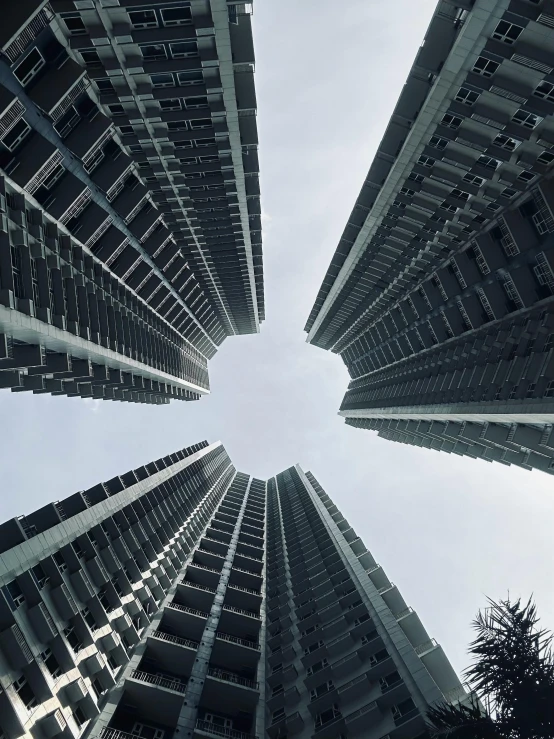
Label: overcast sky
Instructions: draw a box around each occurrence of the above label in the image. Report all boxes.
[1,0,553,681]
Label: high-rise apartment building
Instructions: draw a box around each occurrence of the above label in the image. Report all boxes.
[305,0,554,474]
[0,440,468,739]
[0,1,262,404]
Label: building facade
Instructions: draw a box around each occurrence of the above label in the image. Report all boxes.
[305,0,554,474]
[0,440,468,739]
[0,0,262,404]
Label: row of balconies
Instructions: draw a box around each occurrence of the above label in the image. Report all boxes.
[344,185,554,379]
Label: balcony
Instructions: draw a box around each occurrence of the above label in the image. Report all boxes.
[194,718,257,739]
[233,551,263,574]
[203,668,259,714]
[225,583,261,613]
[178,579,216,611]
[212,631,260,671]
[189,560,222,583]
[148,630,198,670]
[124,669,187,723]
[345,701,382,732]
[267,711,303,739]
[228,565,262,591]
[164,602,208,640]
[196,546,226,569]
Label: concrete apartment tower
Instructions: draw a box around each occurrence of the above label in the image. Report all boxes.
[0,441,468,739]
[0,1,262,404]
[305,0,554,474]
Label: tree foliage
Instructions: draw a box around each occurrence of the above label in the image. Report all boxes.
[427,597,554,738]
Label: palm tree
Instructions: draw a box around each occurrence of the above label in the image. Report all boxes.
[427,597,554,738]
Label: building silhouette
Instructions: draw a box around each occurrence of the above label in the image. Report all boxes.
[0,440,468,739]
[306,0,554,474]
[0,0,262,404]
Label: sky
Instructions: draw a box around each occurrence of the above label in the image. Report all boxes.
[1,0,554,683]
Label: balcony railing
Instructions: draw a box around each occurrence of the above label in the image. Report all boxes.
[232,565,261,577]
[3,6,54,63]
[167,602,208,619]
[395,608,413,620]
[181,580,216,593]
[130,670,186,693]
[216,631,260,650]
[197,547,224,559]
[206,667,258,690]
[195,719,258,739]
[190,561,220,574]
[151,630,198,650]
[222,604,259,619]
[345,702,378,723]
[415,638,437,656]
[227,583,260,596]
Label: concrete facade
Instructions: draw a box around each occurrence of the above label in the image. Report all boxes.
[0,0,262,404]
[305,0,554,474]
[0,441,469,739]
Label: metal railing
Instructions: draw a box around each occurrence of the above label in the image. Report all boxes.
[151,630,198,650]
[131,670,186,693]
[395,607,413,620]
[337,674,366,694]
[167,602,208,618]
[3,6,54,62]
[197,547,224,558]
[206,667,258,690]
[345,702,378,723]
[227,583,260,596]
[181,580,216,593]
[195,719,258,739]
[222,604,259,619]
[415,638,437,656]
[232,565,261,577]
[190,561,220,574]
[216,631,259,650]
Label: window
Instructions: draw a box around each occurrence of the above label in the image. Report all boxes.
[408,173,424,183]
[151,73,174,88]
[304,640,324,655]
[534,81,554,103]
[140,44,167,61]
[477,154,501,170]
[501,187,517,198]
[91,678,106,698]
[310,680,334,700]
[190,118,212,129]
[451,188,470,201]
[160,98,182,111]
[441,201,457,213]
[518,169,535,183]
[185,96,209,109]
[82,607,97,630]
[5,580,25,608]
[546,334,554,352]
[512,109,542,129]
[32,563,48,589]
[1,119,31,151]
[315,706,341,729]
[108,104,125,116]
[96,78,115,93]
[41,648,62,679]
[463,173,484,186]
[129,10,158,28]
[492,20,524,44]
[493,133,521,151]
[307,659,328,675]
[79,53,102,74]
[418,155,435,168]
[392,698,417,721]
[13,676,37,710]
[455,87,480,105]
[161,6,192,26]
[538,151,554,166]
[441,113,463,129]
[61,13,87,34]
[14,48,45,86]
[73,706,87,728]
[272,708,285,724]
[53,551,67,573]
[429,135,448,150]
[177,70,204,86]
[472,56,499,77]
[170,41,198,58]
[64,627,83,653]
